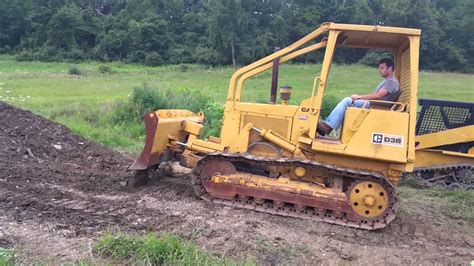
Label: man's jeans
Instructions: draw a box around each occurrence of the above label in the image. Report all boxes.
[325,97,369,130]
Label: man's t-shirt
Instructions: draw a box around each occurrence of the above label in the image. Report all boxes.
[373,78,400,101]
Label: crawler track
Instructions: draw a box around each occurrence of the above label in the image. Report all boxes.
[411,164,473,190]
[192,153,399,230]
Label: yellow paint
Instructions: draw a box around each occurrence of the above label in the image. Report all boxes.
[414,149,473,169]
[259,128,300,155]
[294,167,306,177]
[415,126,474,150]
[211,173,347,201]
[149,110,204,154]
[349,181,389,218]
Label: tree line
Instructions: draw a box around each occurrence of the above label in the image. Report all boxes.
[0,0,472,72]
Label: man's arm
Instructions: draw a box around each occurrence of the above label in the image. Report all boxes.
[351,88,388,101]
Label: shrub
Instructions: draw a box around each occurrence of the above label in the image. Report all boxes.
[126,50,146,63]
[68,64,82,75]
[202,101,224,138]
[144,52,164,66]
[0,45,11,53]
[178,64,190,72]
[320,94,339,118]
[59,48,87,61]
[111,84,224,139]
[111,85,163,124]
[167,46,193,64]
[15,50,37,61]
[113,84,212,121]
[98,65,114,74]
[128,84,168,119]
[38,46,64,61]
[195,46,221,65]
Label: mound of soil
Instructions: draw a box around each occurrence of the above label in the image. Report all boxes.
[0,102,129,192]
[0,102,473,264]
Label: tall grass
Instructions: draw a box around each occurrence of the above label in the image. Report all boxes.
[98,65,114,74]
[113,84,224,138]
[94,232,253,265]
[68,64,82,75]
[116,84,212,122]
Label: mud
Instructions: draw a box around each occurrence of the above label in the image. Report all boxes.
[0,102,473,264]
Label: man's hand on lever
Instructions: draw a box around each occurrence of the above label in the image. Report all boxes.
[350,94,362,100]
[350,88,388,101]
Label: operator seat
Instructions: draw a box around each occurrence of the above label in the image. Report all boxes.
[368,89,405,111]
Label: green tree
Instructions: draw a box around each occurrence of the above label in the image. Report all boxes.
[0,0,471,72]
[0,0,35,52]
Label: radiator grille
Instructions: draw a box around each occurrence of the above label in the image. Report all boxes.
[416,99,473,135]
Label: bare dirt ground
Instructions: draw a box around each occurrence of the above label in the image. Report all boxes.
[1,102,473,264]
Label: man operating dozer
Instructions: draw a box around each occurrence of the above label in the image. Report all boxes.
[317,58,400,136]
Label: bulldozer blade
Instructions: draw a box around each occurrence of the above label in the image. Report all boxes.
[129,112,164,170]
[129,109,205,171]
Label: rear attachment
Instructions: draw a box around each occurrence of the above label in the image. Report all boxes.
[416,98,473,137]
[192,153,398,230]
[407,99,474,189]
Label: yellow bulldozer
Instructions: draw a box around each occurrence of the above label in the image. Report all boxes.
[129,22,473,230]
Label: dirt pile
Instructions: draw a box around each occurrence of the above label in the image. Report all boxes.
[0,102,473,264]
[0,102,129,192]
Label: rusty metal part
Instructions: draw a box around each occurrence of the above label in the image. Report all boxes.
[247,141,282,158]
[192,153,398,230]
[129,113,161,170]
[408,164,473,190]
[192,159,236,200]
[179,152,202,168]
[128,162,177,188]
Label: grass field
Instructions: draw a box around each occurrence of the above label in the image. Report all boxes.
[1,55,473,152]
